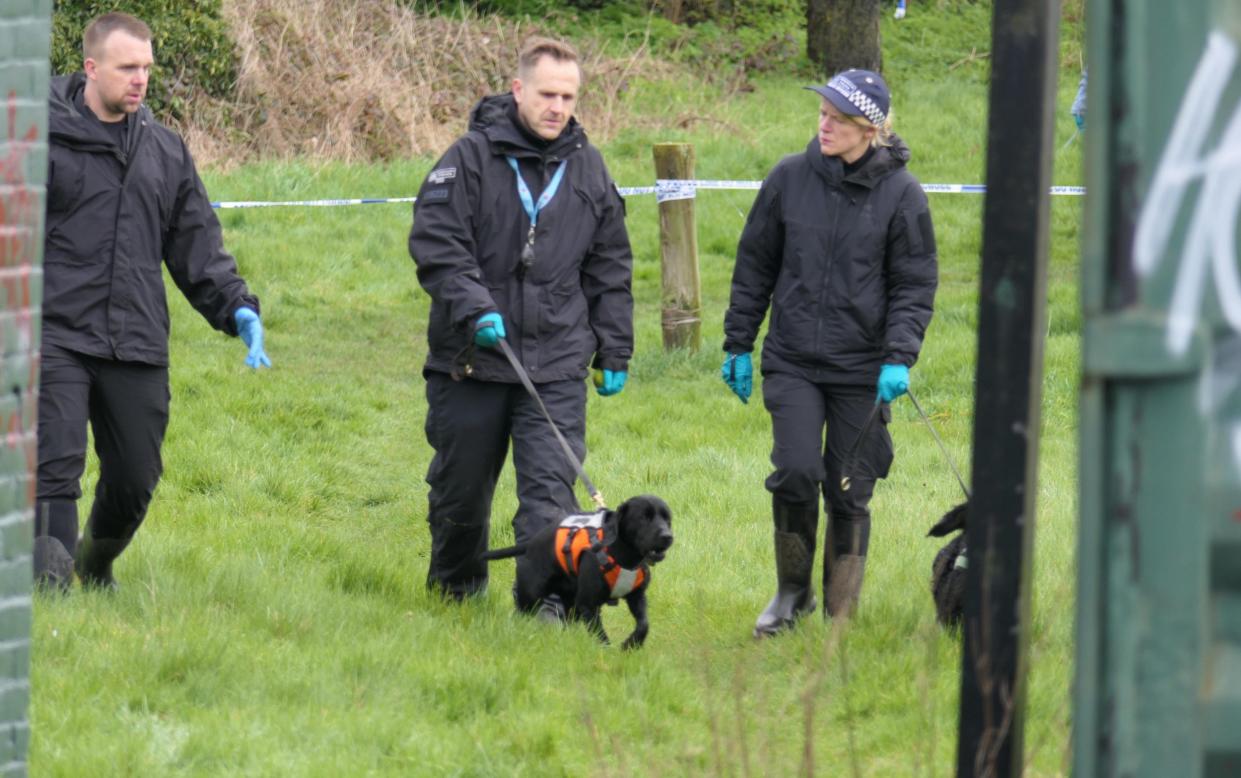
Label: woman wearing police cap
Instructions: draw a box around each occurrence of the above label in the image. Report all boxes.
[721,69,938,637]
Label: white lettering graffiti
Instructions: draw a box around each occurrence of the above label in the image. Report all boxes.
[1133,31,1241,356]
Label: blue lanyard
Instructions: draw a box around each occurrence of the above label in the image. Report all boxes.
[506,156,567,231]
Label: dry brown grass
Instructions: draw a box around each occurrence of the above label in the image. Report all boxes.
[179,0,672,167]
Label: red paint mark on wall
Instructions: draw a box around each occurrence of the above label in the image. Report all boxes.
[1,88,42,502]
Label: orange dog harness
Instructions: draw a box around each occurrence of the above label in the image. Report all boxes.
[554,512,648,600]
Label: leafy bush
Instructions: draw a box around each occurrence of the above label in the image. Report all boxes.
[50,0,238,121]
[421,0,807,79]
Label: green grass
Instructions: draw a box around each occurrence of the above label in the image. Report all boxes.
[30,5,1087,776]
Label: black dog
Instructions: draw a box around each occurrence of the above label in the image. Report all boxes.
[481,495,673,649]
[927,502,969,629]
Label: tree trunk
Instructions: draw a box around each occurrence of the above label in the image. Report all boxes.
[806,0,883,78]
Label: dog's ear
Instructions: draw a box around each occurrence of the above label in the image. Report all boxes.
[927,502,968,537]
[637,495,670,524]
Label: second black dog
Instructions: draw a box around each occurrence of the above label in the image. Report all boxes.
[481,495,674,649]
[927,502,969,629]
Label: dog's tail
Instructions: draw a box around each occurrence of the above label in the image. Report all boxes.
[927,502,969,537]
[480,544,527,562]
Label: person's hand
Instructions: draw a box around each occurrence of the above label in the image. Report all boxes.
[1073,112,1085,130]
[877,363,910,403]
[593,369,627,397]
[894,0,906,19]
[234,307,271,369]
[721,352,753,404]
[474,312,506,348]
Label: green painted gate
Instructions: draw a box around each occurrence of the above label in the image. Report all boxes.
[1076,2,1241,776]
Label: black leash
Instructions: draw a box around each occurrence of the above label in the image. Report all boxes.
[907,389,972,501]
[840,402,881,492]
[497,338,606,509]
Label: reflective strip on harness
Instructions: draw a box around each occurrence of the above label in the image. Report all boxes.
[608,567,641,598]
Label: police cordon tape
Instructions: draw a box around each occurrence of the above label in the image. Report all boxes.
[209,180,1086,209]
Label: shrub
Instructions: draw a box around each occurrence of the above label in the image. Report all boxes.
[426,0,807,79]
[50,0,238,122]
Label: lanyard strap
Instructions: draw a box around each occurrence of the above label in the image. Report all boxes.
[506,156,567,230]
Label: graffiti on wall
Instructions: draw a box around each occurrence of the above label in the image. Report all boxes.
[0,89,41,500]
[1134,31,1241,356]
[1132,30,1241,477]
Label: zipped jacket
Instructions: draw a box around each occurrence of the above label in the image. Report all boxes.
[409,94,634,383]
[724,136,937,384]
[44,73,259,366]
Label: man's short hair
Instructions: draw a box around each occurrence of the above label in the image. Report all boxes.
[517,37,581,80]
[83,13,152,60]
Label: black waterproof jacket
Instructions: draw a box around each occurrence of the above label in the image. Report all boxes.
[724,136,937,384]
[44,73,259,366]
[409,94,633,383]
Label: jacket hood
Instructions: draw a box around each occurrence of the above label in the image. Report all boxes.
[804,132,912,188]
[49,72,150,150]
[467,92,585,158]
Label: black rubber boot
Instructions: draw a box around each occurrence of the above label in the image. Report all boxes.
[535,593,567,624]
[823,514,870,619]
[34,499,79,592]
[754,498,819,638]
[33,537,75,593]
[75,535,131,591]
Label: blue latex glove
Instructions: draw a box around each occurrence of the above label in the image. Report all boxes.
[721,352,753,404]
[474,312,506,348]
[233,307,271,369]
[1071,70,1087,130]
[594,369,627,397]
[877,363,910,403]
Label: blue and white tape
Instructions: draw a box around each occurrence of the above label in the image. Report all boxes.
[210,180,1085,209]
[211,196,419,209]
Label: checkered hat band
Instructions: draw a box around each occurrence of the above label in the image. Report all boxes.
[828,75,886,125]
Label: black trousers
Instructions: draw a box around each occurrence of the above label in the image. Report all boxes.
[423,370,586,597]
[762,372,894,558]
[35,344,170,552]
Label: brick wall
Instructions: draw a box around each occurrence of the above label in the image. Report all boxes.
[0,0,50,774]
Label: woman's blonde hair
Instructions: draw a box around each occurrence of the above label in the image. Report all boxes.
[849,108,895,149]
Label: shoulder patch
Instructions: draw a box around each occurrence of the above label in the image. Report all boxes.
[427,167,457,185]
[421,187,451,203]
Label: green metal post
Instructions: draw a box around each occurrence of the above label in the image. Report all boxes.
[1076,1,1241,776]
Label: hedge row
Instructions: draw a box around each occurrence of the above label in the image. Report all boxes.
[51,0,236,121]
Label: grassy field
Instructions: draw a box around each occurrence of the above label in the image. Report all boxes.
[30,5,1087,776]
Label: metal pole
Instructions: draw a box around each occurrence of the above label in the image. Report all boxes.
[956,0,1059,775]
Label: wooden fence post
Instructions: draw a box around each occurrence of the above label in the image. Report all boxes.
[652,143,701,351]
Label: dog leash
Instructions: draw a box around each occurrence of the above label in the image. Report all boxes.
[840,402,881,492]
[907,389,972,501]
[497,338,607,509]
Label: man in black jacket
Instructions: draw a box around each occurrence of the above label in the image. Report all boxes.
[409,37,634,604]
[33,13,270,590]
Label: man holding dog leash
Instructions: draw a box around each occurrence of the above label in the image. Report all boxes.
[721,69,938,637]
[409,37,634,607]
